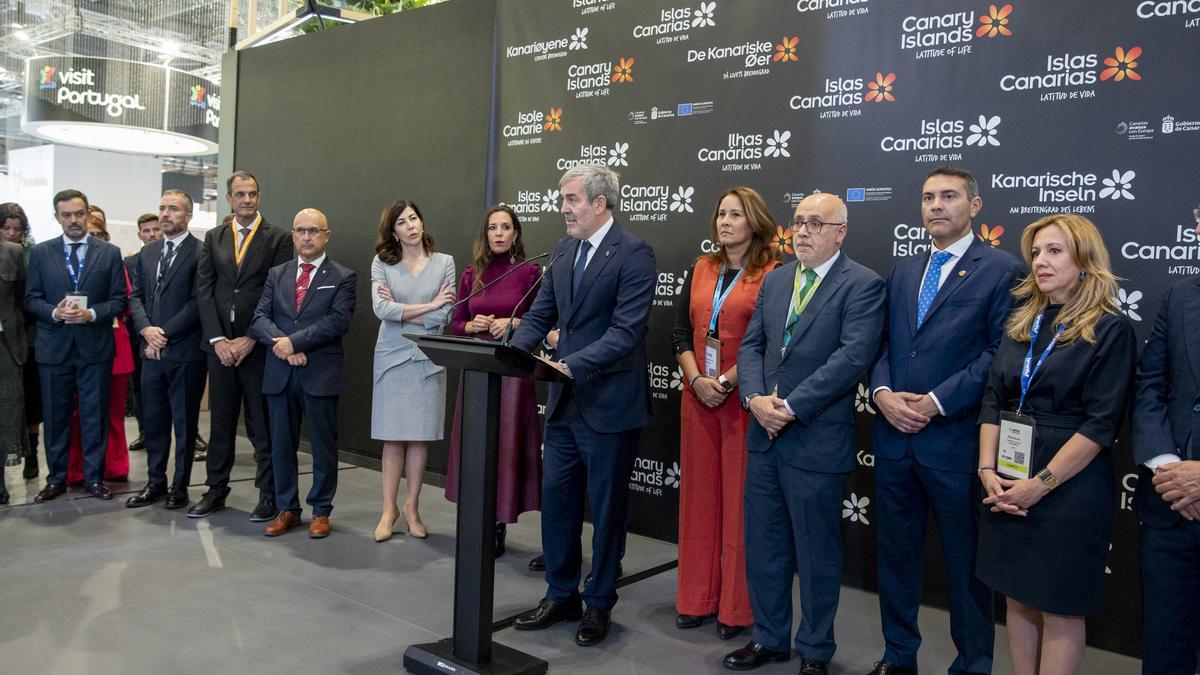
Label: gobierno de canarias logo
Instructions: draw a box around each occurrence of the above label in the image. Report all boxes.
[39,65,57,89]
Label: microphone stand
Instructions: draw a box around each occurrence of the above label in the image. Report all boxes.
[501,249,565,346]
[439,251,550,332]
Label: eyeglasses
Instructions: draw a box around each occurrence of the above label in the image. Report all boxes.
[790,218,845,234]
[292,227,328,237]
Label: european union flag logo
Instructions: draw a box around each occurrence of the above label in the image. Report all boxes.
[846,188,866,202]
[677,103,693,116]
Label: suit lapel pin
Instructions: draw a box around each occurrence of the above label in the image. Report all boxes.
[605,250,611,257]
[958,270,967,276]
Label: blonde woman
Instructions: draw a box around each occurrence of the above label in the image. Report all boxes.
[976,214,1136,675]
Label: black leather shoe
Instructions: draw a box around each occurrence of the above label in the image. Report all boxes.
[575,606,611,646]
[676,613,709,629]
[513,597,583,631]
[125,484,167,508]
[495,521,507,558]
[22,453,38,479]
[128,434,145,451]
[34,483,67,503]
[799,657,829,675]
[717,622,748,640]
[164,485,189,509]
[249,495,278,522]
[188,491,226,518]
[867,662,917,675]
[86,483,113,500]
[723,642,790,670]
[528,554,546,572]
[584,562,623,588]
[0,491,9,505]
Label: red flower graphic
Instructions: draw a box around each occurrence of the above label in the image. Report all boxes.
[543,107,563,132]
[1100,46,1142,82]
[976,4,1013,38]
[612,57,634,84]
[864,72,896,103]
[773,37,799,63]
[977,224,1005,247]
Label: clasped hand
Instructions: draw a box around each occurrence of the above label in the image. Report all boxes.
[749,394,795,439]
[980,472,1049,517]
[875,390,938,434]
[692,376,728,408]
[1153,461,1200,521]
[54,297,91,324]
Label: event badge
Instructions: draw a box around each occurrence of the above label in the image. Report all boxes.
[65,293,88,311]
[704,334,721,377]
[997,410,1034,479]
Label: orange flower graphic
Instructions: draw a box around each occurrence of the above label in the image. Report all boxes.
[773,37,799,63]
[1100,46,1142,82]
[543,108,563,132]
[864,72,896,103]
[977,224,1005,247]
[611,57,634,84]
[772,225,794,255]
[976,4,1013,38]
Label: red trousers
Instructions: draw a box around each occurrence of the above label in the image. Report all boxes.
[68,374,130,483]
[676,389,753,626]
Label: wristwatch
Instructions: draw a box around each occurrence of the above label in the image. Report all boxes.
[742,393,761,411]
[717,374,733,392]
[1036,467,1060,490]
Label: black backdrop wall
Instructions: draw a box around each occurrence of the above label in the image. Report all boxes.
[232,0,1200,658]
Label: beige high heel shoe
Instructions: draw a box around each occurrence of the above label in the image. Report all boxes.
[375,505,400,542]
[403,504,428,539]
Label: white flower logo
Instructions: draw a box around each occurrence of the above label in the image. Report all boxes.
[692,1,716,27]
[607,141,629,167]
[669,366,684,391]
[965,115,1002,147]
[1116,288,1143,321]
[763,130,792,158]
[665,462,681,488]
[1099,170,1136,201]
[855,383,876,414]
[670,186,695,213]
[842,493,870,525]
[674,268,688,295]
[541,189,560,212]
[569,27,589,50]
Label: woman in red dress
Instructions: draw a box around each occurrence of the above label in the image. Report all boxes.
[673,187,781,640]
[445,205,542,557]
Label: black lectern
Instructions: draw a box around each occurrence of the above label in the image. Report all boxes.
[402,335,563,675]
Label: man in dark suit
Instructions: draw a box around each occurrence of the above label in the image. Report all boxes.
[867,166,1023,675]
[509,163,656,646]
[1133,207,1200,675]
[726,192,885,675]
[126,212,162,453]
[0,238,28,504]
[25,189,127,501]
[191,171,293,519]
[251,208,356,539]
[124,190,207,510]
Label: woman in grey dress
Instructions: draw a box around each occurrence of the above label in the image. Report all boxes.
[371,200,455,541]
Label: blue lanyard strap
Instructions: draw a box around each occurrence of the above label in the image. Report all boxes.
[708,264,744,334]
[1019,312,1064,413]
[63,244,85,291]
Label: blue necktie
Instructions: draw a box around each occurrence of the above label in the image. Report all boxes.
[916,250,953,328]
[572,239,592,298]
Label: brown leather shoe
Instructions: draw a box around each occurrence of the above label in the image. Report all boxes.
[264,511,301,536]
[309,515,331,538]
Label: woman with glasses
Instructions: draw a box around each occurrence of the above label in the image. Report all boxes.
[976,214,1136,675]
[672,187,781,641]
[370,200,455,541]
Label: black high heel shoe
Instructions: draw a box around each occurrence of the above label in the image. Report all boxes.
[494,521,507,558]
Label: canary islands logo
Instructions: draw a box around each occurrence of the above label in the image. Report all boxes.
[189,84,206,108]
[976,4,1013,37]
[611,58,634,84]
[978,223,1005,246]
[39,65,57,89]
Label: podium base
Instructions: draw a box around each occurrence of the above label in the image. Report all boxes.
[403,638,548,675]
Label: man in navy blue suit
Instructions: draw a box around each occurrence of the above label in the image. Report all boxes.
[25,189,127,502]
[726,192,885,675]
[1133,207,1200,675]
[125,190,207,510]
[867,166,1023,675]
[509,163,656,647]
[252,208,356,539]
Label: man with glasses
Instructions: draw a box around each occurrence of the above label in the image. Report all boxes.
[866,166,1023,675]
[727,192,885,674]
[1132,205,1200,675]
[25,189,127,502]
[252,209,356,538]
[192,171,293,520]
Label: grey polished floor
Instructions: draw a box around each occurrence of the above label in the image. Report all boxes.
[0,413,1141,674]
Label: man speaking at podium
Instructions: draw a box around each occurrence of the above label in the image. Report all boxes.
[508,163,656,647]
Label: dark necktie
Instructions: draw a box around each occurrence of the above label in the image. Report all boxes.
[572,240,592,298]
[68,243,82,283]
[296,262,314,311]
[156,240,176,289]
